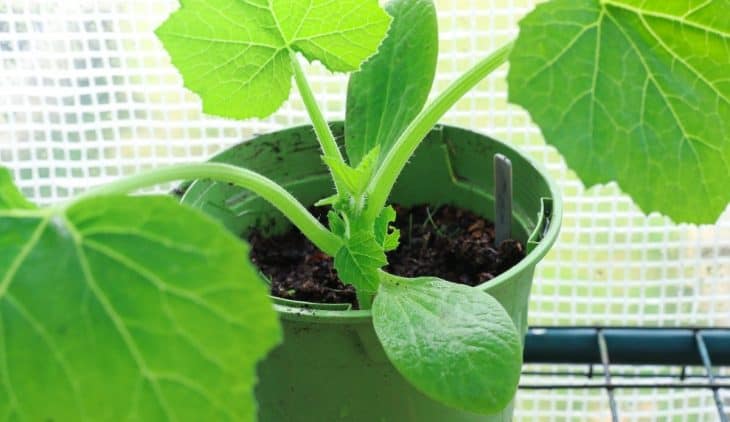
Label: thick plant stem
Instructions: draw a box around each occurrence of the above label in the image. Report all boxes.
[290,50,347,194]
[74,162,343,256]
[365,42,514,221]
[357,292,374,310]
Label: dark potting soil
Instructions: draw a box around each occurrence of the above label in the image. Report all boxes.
[248,204,525,308]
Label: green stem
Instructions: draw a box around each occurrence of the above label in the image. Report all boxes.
[365,42,514,220]
[289,50,347,194]
[357,291,374,310]
[74,163,342,256]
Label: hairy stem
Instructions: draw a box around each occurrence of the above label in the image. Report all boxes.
[365,42,514,220]
[74,162,342,256]
[290,50,347,194]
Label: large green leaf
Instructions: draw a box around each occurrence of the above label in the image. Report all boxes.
[372,274,522,414]
[345,0,438,165]
[508,0,730,224]
[0,190,281,420]
[156,0,391,119]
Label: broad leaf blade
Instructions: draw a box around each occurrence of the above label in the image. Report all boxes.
[508,0,730,224]
[156,0,391,119]
[345,0,438,165]
[0,168,35,210]
[0,195,281,421]
[283,1,393,73]
[372,275,522,414]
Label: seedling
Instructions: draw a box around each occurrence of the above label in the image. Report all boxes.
[1,0,727,419]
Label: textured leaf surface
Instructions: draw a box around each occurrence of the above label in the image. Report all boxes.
[508,0,730,224]
[156,0,391,119]
[334,231,386,293]
[345,0,438,165]
[372,275,522,414]
[0,194,281,421]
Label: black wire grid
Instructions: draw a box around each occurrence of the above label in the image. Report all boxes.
[521,327,730,421]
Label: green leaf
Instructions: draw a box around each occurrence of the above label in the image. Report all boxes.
[508,0,730,224]
[374,205,400,251]
[322,146,379,196]
[156,0,392,119]
[0,193,281,421]
[345,0,438,165]
[334,231,386,293]
[0,168,35,210]
[327,210,346,237]
[372,274,522,414]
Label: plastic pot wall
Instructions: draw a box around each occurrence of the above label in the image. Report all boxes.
[181,123,562,421]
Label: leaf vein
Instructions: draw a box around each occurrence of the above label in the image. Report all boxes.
[602,0,730,39]
[0,217,49,297]
[68,226,178,422]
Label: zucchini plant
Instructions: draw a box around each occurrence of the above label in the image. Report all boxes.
[1,0,727,419]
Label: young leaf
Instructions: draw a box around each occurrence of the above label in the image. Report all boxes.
[0,168,35,209]
[0,189,281,420]
[508,0,730,224]
[156,0,392,119]
[372,274,522,414]
[345,0,438,165]
[334,231,387,293]
[322,146,380,196]
[327,210,346,237]
[374,205,400,251]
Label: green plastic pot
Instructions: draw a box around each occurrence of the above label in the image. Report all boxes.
[181,123,561,421]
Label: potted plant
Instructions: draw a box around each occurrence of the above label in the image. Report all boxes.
[0,0,726,421]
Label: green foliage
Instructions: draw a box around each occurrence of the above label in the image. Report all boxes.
[155,0,391,119]
[322,146,380,198]
[326,210,346,237]
[327,200,398,300]
[508,0,730,224]
[345,0,438,166]
[372,274,523,414]
[326,0,439,300]
[334,231,387,294]
[0,175,281,421]
[0,169,35,210]
[374,205,400,252]
[6,0,728,418]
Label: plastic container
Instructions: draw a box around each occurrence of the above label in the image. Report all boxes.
[181,123,562,421]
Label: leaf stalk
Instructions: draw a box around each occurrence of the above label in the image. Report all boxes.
[73,162,342,256]
[290,50,348,195]
[365,41,514,220]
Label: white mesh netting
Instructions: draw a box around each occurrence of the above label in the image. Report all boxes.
[1,0,728,419]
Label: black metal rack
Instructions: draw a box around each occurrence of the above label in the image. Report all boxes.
[521,327,730,421]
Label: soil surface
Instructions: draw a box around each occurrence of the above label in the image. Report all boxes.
[248,204,525,308]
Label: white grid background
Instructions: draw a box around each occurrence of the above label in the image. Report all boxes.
[1,0,729,419]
